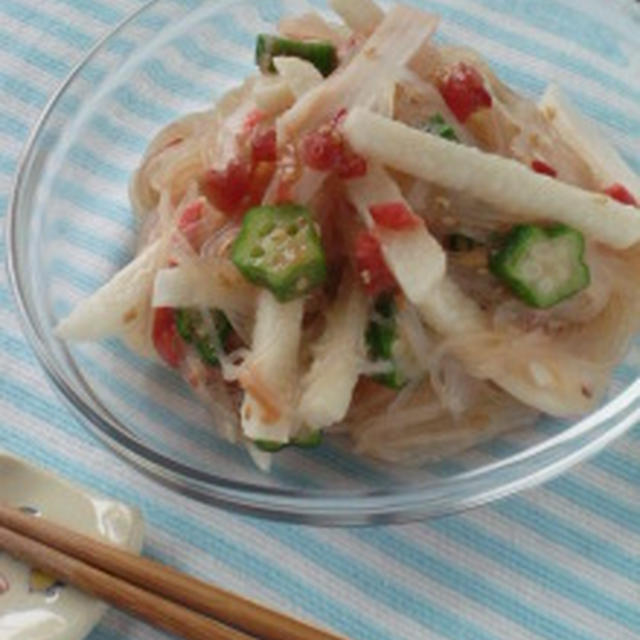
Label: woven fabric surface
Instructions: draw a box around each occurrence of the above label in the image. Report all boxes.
[0,1,639,639]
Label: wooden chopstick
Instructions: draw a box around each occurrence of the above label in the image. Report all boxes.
[0,523,253,640]
[0,504,347,640]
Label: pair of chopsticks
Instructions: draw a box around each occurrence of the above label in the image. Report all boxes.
[0,503,347,640]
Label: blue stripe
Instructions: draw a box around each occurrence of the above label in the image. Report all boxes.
[141,58,216,103]
[0,29,69,78]
[0,1,94,51]
[113,85,180,123]
[170,0,202,8]
[51,258,119,293]
[135,11,172,33]
[549,475,640,535]
[1,0,637,143]
[202,11,254,48]
[0,68,80,117]
[103,34,137,58]
[0,35,158,152]
[67,145,130,182]
[0,0,137,59]
[87,625,133,640]
[590,449,640,486]
[0,68,147,167]
[0,431,472,640]
[52,220,133,264]
[53,179,132,226]
[89,114,148,153]
[622,154,640,176]
[52,0,124,26]
[0,152,16,175]
[0,69,49,105]
[0,111,29,140]
[172,37,254,78]
[0,285,18,308]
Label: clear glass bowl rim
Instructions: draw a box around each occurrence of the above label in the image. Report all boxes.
[6,0,640,525]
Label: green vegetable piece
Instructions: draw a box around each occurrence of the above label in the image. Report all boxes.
[365,296,406,390]
[253,440,287,453]
[253,430,323,454]
[175,308,231,366]
[292,430,323,449]
[256,34,338,77]
[425,113,459,142]
[232,204,327,302]
[489,224,590,309]
[446,233,477,252]
[366,297,395,361]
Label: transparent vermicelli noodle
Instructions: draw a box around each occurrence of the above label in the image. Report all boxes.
[57,0,640,468]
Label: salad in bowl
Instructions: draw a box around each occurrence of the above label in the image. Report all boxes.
[56,0,640,470]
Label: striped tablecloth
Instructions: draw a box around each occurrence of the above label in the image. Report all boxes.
[1,1,639,639]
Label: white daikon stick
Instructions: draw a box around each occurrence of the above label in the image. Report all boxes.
[278,6,439,141]
[347,164,447,302]
[330,0,384,35]
[253,76,295,116]
[273,56,324,99]
[55,238,168,341]
[298,275,368,429]
[240,291,304,442]
[343,108,640,249]
[152,263,254,318]
[539,83,640,200]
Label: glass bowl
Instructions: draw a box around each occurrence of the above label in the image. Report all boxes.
[7,0,640,524]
